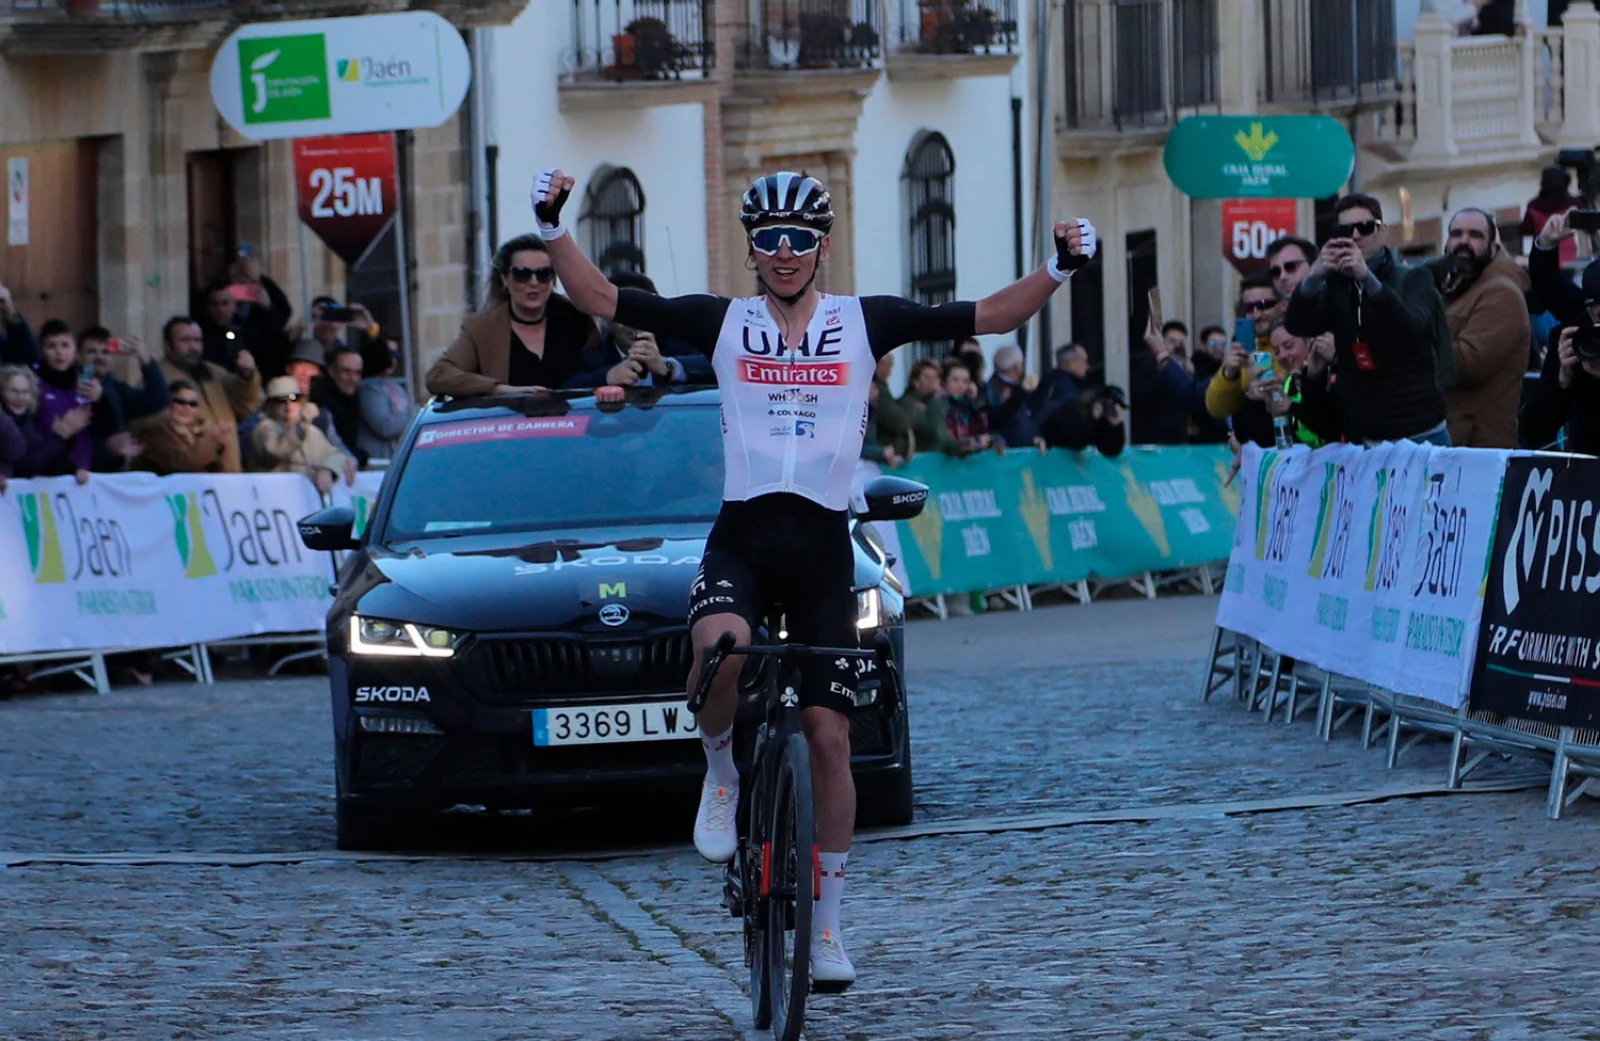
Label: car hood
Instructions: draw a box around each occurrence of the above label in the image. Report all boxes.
[354,523,712,634]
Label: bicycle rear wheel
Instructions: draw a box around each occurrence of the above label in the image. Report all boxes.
[765,731,814,1041]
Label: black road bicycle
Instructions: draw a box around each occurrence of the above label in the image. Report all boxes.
[689,625,898,1041]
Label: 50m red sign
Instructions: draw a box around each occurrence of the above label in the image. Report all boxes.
[1222,198,1298,276]
[293,134,398,266]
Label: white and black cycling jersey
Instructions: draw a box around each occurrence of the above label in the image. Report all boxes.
[613,289,978,512]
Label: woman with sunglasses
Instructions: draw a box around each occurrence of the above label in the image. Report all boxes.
[133,379,230,475]
[424,234,601,398]
[533,164,1097,992]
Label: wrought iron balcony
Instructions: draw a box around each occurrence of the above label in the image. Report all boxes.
[0,1,531,53]
[564,0,712,83]
[892,0,1017,56]
[1262,0,1397,106]
[0,0,234,52]
[734,0,881,72]
[1060,0,1218,136]
[0,0,229,9]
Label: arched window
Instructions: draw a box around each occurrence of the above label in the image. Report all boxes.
[903,132,956,362]
[580,165,646,276]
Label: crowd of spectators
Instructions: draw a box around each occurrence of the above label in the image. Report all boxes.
[1111,173,1600,474]
[857,337,1127,467]
[9,166,1600,497]
[0,245,419,494]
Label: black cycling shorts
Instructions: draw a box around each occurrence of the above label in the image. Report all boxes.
[688,493,859,715]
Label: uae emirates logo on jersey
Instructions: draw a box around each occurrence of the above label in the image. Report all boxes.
[739,360,850,385]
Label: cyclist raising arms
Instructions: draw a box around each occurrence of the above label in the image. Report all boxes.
[533,167,1097,989]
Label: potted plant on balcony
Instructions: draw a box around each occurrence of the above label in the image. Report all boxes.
[798,10,851,67]
[918,0,964,53]
[957,3,997,51]
[627,17,676,78]
[610,16,677,81]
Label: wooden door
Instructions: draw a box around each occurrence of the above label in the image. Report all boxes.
[188,150,238,304]
[0,139,98,333]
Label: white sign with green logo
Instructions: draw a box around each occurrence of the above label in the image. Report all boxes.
[0,473,333,655]
[209,11,471,140]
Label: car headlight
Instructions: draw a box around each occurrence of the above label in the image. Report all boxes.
[856,587,883,631]
[350,614,466,658]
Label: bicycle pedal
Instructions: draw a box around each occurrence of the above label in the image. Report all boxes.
[810,978,854,996]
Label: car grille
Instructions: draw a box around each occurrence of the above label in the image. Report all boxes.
[449,734,703,784]
[466,631,766,704]
[355,734,447,782]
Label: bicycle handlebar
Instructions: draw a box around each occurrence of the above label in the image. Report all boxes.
[687,629,892,715]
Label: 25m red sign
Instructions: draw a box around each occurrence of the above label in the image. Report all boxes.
[293,134,398,266]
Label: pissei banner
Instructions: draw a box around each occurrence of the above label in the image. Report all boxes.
[1470,453,1600,729]
[885,445,1239,596]
[0,473,334,655]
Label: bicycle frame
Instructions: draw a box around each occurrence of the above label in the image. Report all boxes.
[688,626,893,1037]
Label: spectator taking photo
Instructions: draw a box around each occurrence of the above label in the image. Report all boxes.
[1284,193,1453,446]
[1522,208,1600,454]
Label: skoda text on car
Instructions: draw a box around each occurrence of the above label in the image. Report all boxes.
[298,387,923,850]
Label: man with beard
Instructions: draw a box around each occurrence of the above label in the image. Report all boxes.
[1429,208,1530,448]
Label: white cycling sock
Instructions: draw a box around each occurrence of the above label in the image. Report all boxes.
[816,851,848,938]
[700,725,738,787]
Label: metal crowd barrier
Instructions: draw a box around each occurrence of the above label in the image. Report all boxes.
[909,562,1224,619]
[1203,626,1600,821]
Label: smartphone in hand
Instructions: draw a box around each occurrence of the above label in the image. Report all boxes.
[1566,210,1600,233]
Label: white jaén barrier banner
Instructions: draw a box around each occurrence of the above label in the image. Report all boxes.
[1216,441,1511,708]
[0,472,333,655]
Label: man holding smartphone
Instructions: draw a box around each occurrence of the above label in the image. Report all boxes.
[1284,193,1452,445]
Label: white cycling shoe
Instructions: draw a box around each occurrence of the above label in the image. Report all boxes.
[692,778,738,863]
[809,928,856,992]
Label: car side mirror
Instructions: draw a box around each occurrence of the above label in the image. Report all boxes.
[857,475,929,522]
[298,505,360,552]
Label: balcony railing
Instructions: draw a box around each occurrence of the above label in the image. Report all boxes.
[735,0,880,71]
[564,0,712,81]
[1061,0,1218,132]
[0,0,229,10]
[1370,17,1568,160]
[1263,0,1397,105]
[891,0,1017,56]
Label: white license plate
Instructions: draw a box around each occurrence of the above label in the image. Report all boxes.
[532,701,700,747]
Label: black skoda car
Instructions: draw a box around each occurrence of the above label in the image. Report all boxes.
[298,387,926,850]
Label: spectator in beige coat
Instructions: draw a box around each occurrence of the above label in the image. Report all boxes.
[135,379,230,474]
[1435,208,1532,448]
[249,376,352,494]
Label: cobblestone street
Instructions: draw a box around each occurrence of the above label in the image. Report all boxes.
[4,595,1598,1040]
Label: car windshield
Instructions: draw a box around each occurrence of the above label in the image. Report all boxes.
[381,402,724,541]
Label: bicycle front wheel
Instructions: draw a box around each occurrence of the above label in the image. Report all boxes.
[765,731,814,1041]
[745,740,772,1031]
